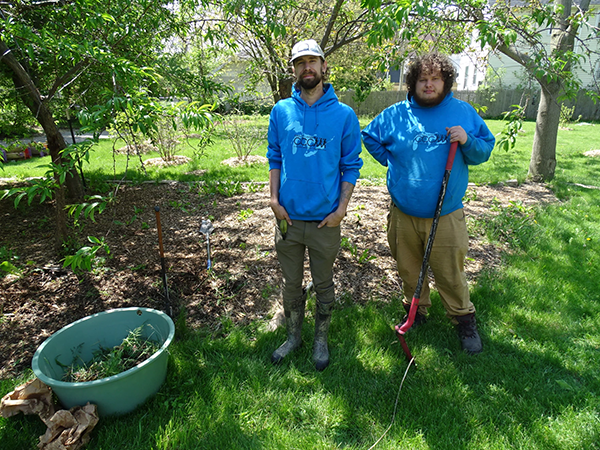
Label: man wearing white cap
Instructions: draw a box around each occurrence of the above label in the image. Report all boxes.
[267,39,363,371]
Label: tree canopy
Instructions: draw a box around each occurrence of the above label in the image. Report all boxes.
[2,0,600,236]
[362,0,600,181]
[191,0,378,102]
[0,0,217,248]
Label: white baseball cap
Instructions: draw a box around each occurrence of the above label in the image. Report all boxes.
[290,39,325,62]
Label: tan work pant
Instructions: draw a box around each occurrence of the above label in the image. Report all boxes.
[387,205,475,321]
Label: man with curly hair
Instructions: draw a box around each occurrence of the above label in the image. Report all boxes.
[361,52,495,354]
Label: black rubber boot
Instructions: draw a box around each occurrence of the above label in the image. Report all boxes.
[455,313,483,354]
[271,295,306,364]
[397,302,427,330]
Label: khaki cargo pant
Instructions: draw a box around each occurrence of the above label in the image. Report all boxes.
[275,220,340,314]
[387,204,475,321]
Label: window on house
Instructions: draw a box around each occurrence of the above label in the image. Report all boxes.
[472,68,477,85]
[464,66,469,89]
[389,69,401,84]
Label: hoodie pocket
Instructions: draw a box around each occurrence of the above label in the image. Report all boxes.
[280,178,333,218]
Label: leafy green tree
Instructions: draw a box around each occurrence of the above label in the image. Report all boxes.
[199,0,375,102]
[362,0,600,181]
[0,68,36,138]
[155,22,235,104]
[0,0,213,250]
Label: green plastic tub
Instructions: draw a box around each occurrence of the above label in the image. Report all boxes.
[32,307,175,416]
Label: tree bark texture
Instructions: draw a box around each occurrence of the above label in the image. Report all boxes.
[278,77,293,101]
[529,82,560,181]
[528,0,581,181]
[494,0,590,181]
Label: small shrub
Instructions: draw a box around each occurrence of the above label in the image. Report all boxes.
[220,111,267,161]
[62,236,110,273]
[496,105,525,152]
[471,199,540,250]
[238,208,254,221]
[341,237,358,257]
[358,248,377,264]
[0,246,20,278]
[559,104,581,127]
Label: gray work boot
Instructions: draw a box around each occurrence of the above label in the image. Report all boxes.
[396,302,427,331]
[455,313,483,354]
[313,312,331,371]
[313,298,334,371]
[271,295,306,364]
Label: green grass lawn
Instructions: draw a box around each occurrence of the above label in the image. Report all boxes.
[1,117,600,449]
[3,118,598,186]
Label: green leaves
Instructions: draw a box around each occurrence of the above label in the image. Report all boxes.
[495,105,525,153]
[62,236,110,273]
[179,102,216,131]
[0,246,20,278]
[365,0,472,55]
[1,177,57,209]
[66,194,112,223]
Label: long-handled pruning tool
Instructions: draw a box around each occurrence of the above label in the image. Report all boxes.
[154,206,173,317]
[396,141,458,361]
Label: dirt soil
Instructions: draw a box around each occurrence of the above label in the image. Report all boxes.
[0,178,558,379]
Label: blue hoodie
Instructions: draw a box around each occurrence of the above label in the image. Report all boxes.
[361,92,495,218]
[267,83,363,221]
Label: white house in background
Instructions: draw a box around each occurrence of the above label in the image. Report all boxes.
[458,3,600,91]
[450,38,489,91]
[385,50,489,91]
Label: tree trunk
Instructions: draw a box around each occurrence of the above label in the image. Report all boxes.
[528,81,560,181]
[53,184,69,253]
[278,77,293,100]
[528,0,582,181]
[45,126,84,201]
[0,39,83,199]
[497,0,588,183]
[0,38,82,248]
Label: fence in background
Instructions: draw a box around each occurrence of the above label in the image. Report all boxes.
[338,89,600,121]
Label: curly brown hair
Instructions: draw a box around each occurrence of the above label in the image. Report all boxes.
[405,53,457,96]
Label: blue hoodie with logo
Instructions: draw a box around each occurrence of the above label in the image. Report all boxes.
[361,92,495,218]
[267,83,363,221]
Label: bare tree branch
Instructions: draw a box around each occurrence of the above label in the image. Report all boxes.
[320,0,345,50]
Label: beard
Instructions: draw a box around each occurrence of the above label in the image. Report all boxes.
[412,89,446,107]
[297,70,323,90]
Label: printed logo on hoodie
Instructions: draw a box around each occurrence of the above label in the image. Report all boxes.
[292,134,327,156]
[412,132,449,152]
[286,120,328,156]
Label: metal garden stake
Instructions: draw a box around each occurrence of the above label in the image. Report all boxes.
[154,206,172,317]
[200,219,215,270]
